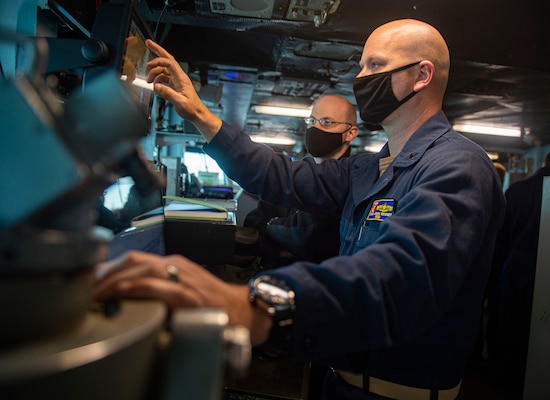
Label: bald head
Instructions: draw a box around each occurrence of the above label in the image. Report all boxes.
[366,19,450,99]
[313,95,357,125]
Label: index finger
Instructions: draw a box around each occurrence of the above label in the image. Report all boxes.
[146,39,172,59]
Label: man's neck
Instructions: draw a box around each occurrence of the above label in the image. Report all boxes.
[385,108,439,155]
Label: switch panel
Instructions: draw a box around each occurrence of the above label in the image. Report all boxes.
[286,0,341,26]
[209,0,275,19]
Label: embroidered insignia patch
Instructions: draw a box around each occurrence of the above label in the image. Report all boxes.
[366,198,396,221]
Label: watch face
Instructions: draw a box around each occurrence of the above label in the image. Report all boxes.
[257,281,293,303]
[251,275,296,308]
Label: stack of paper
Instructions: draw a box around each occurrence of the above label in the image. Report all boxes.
[130,196,229,228]
[130,206,164,227]
[163,196,228,221]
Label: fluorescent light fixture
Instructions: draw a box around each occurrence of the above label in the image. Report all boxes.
[250,135,297,146]
[453,123,521,137]
[363,143,385,153]
[254,105,312,118]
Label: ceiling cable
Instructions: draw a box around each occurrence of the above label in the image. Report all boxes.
[153,2,170,42]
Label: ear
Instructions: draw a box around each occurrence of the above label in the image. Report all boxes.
[413,60,434,92]
[344,126,359,143]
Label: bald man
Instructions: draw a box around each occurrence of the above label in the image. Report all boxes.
[244,94,358,268]
[96,19,505,399]
[304,94,359,160]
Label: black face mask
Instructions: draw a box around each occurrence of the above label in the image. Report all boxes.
[305,126,346,157]
[353,61,420,126]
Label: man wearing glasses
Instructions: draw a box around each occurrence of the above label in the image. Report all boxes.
[243,94,359,268]
[302,94,359,160]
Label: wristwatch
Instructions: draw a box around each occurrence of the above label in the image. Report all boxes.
[248,275,296,347]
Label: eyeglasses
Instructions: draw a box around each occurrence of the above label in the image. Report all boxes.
[304,117,353,130]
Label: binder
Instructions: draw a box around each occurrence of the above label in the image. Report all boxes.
[163,218,236,265]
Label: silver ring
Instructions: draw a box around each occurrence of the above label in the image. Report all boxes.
[166,264,179,283]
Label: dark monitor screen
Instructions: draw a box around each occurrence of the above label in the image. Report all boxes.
[46,0,96,38]
[83,1,155,124]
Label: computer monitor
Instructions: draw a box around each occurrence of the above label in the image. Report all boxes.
[83,1,156,124]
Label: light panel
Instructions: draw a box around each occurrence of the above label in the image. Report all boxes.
[453,123,521,137]
[250,135,297,145]
[254,105,312,118]
[363,143,385,153]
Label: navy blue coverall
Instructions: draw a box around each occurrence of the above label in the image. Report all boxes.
[204,110,505,392]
